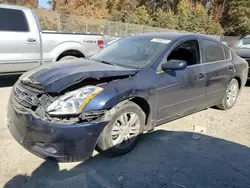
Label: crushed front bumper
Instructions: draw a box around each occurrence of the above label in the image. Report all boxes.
[7,99,108,162]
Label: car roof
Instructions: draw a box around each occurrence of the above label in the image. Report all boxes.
[0,4,30,11]
[129,32,190,40]
[129,32,220,42]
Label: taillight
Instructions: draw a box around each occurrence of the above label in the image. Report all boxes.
[98,40,104,49]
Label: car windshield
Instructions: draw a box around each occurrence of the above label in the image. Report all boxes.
[234,38,250,49]
[89,37,169,69]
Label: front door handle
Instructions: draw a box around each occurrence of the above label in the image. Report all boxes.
[198,73,205,80]
[27,38,36,44]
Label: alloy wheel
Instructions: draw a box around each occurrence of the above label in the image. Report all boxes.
[226,82,239,106]
[111,112,140,149]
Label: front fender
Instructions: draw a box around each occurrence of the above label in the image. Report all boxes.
[81,68,157,130]
[82,77,138,112]
[82,71,156,114]
[51,42,85,62]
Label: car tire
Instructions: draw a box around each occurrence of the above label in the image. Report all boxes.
[97,101,145,156]
[59,56,78,61]
[217,78,239,110]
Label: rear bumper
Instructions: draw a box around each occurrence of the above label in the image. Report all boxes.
[7,99,108,162]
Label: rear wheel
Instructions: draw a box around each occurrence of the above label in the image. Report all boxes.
[217,78,239,110]
[58,55,78,61]
[97,102,145,156]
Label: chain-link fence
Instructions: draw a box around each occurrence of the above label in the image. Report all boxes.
[23,9,240,45]
[36,10,240,44]
[34,10,191,36]
[36,10,181,36]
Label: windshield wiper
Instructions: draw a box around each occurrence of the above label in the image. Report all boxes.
[95,59,139,69]
[99,60,119,67]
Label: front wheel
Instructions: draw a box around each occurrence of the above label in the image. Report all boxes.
[217,78,239,110]
[97,102,145,156]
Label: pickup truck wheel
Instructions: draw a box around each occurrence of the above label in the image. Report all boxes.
[217,78,239,110]
[97,102,145,156]
[59,56,78,61]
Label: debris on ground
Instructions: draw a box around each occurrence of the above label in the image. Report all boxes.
[193,125,206,133]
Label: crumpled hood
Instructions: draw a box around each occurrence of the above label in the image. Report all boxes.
[20,59,137,93]
[233,48,250,58]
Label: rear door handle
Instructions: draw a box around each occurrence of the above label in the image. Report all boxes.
[198,73,205,80]
[229,65,234,71]
[27,38,36,44]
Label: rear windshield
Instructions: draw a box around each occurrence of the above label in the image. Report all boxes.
[90,37,170,69]
[234,38,250,49]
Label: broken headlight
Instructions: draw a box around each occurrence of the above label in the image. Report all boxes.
[46,86,103,116]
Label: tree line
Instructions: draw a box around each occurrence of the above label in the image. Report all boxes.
[2,0,250,36]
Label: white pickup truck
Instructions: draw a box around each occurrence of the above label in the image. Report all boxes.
[0,4,104,74]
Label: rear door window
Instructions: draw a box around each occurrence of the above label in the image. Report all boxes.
[200,39,224,63]
[0,8,29,32]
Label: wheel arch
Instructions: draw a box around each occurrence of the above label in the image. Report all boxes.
[130,97,151,126]
[234,76,242,89]
[56,50,85,61]
[95,98,151,154]
[51,42,86,62]
[104,97,152,131]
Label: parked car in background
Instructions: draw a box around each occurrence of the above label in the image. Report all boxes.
[7,33,248,162]
[233,36,250,78]
[0,4,104,74]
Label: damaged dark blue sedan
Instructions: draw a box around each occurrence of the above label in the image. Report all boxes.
[7,33,248,162]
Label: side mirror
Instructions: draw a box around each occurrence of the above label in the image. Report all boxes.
[161,59,187,72]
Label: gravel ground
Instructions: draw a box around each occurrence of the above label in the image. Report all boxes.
[0,75,249,188]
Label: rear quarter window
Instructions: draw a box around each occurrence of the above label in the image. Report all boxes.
[0,8,29,32]
[200,39,225,63]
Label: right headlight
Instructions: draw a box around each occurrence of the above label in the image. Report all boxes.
[46,86,103,116]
